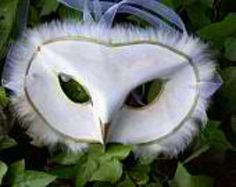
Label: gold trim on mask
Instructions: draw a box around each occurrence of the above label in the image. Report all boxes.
[24,36,200,145]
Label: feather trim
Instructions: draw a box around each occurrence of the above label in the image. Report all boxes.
[2,21,221,156]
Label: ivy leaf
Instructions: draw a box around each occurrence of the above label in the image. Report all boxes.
[37,0,59,16]
[92,182,113,187]
[147,182,163,187]
[201,120,235,151]
[51,151,84,165]
[199,0,214,8]
[186,2,211,30]
[106,144,132,160]
[147,80,163,103]
[171,164,213,187]
[183,144,210,164]
[90,157,122,183]
[0,88,8,107]
[4,160,25,185]
[231,115,236,133]
[224,37,236,61]
[12,171,56,187]
[58,5,82,20]
[198,13,236,46]
[0,136,17,151]
[161,0,175,9]
[0,0,19,59]
[128,164,150,186]
[220,67,236,113]
[0,161,7,185]
[5,160,56,187]
[75,156,98,187]
[88,144,105,156]
[117,175,135,187]
[139,154,156,165]
[76,145,127,186]
[28,6,41,27]
[48,165,75,179]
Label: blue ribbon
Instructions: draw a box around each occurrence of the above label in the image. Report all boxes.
[58,0,186,33]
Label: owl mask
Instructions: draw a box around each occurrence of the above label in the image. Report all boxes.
[2,0,222,156]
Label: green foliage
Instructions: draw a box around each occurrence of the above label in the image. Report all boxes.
[220,67,236,113]
[198,13,236,46]
[0,161,7,185]
[51,151,84,165]
[0,87,8,107]
[105,144,132,160]
[0,0,19,59]
[201,120,235,151]
[59,76,91,103]
[116,175,136,187]
[4,159,56,187]
[171,164,213,187]
[11,170,56,187]
[75,144,130,186]
[0,0,236,186]
[127,163,150,185]
[185,2,211,30]
[0,136,17,151]
[224,37,236,61]
[37,0,59,16]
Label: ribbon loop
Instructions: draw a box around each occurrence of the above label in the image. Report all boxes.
[58,0,186,32]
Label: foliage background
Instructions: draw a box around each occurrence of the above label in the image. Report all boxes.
[0,0,236,186]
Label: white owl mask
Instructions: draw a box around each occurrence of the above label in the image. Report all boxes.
[2,0,222,156]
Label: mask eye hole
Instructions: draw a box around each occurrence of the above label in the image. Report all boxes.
[125,79,164,108]
[58,74,90,104]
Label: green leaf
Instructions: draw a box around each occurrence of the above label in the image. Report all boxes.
[4,159,25,185]
[171,164,213,187]
[48,165,75,179]
[0,136,17,151]
[147,181,163,187]
[13,171,56,187]
[220,67,236,113]
[0,161,7,185]
[128,164,150,186]
[59,76,91,103]
[161,0,175,9]
[75,156,98,187]
[90,157,122,183]
[201,120,235,151]
[106,144,132,160]
[92,182,113,187]
[198,13,236,46]
[147,80,163,103]
[28,6,41,27]
[51,151,84,165]
[139,154,156,165]
[58,5,82,20]
[231,115,236,132]
[37,0,59,16]
[88,144,105,156]
[0,88,8,107]
[224,37,236,61]
[186,2,211,30]
[76,147,124,186]
[117,175,135,187]
[0,0,19,59]
[199,0,214,8]
[183,144,210,164]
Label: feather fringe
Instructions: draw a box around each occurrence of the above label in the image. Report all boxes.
[2,21,221,156]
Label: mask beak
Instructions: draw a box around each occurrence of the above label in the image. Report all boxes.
[99,121,111,144]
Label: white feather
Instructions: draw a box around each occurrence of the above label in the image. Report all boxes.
[3,21,221,156]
